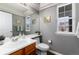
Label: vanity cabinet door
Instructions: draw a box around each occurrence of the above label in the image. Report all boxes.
[10,49,24,55]
[10,43,36,55]
[25,43,36,55]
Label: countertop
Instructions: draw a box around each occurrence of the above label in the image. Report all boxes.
[25,34,40,39]
[0,34,40,55]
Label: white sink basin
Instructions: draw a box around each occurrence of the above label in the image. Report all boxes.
[6,38,33,47]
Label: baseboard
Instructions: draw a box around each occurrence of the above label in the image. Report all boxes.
[49,50,63,55]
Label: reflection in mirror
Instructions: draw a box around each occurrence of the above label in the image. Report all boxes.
[24,10,40,35]
[30,13,40,34]
[25,16,32,32]
[13,13,40,36]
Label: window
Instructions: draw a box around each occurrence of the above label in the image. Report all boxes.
[58,4,72,18]
[57,4,76,35]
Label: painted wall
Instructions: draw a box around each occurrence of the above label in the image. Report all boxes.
[40,3,79,55]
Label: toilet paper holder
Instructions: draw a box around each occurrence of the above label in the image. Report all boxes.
[48,40,52,44]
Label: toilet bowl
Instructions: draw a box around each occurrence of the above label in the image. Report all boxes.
[36,43,49,55]
[34,38,49,55]
[36,43,49,51]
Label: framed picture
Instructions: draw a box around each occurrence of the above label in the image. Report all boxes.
[44,16,51,23]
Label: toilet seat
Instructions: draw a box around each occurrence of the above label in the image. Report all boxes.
[36,43,49,51]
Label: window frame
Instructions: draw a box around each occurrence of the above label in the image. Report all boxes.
[56,3,76,36]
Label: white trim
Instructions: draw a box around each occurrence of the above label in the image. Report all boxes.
[56,32,75,36]
[40,3,58,11]
[49,50,63,55]
[72,3,76,34]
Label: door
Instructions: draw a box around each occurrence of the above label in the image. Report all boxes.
[0,11,12,37]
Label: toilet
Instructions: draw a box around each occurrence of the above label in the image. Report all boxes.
[34,38,49,55]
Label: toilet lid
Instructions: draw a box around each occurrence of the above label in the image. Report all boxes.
[37,43,49,51]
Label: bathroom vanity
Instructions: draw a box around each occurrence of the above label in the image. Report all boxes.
[10,43,36,55]
[0,34,40,55]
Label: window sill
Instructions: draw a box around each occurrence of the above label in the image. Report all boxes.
[56,31,76,36]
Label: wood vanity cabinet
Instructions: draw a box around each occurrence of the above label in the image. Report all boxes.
[10,49,24,55]
[10,43,36,55]
[24,43,36,55]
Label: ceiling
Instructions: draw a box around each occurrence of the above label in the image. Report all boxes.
[40,3,57,10]
[0,3,57,16]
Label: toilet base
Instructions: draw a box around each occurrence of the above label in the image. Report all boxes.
[36,49,47,55]
[40,52,47,55]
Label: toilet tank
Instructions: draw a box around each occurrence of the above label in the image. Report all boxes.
[32,37,40,44]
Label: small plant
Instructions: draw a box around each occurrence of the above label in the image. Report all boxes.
[0,35,5,41]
